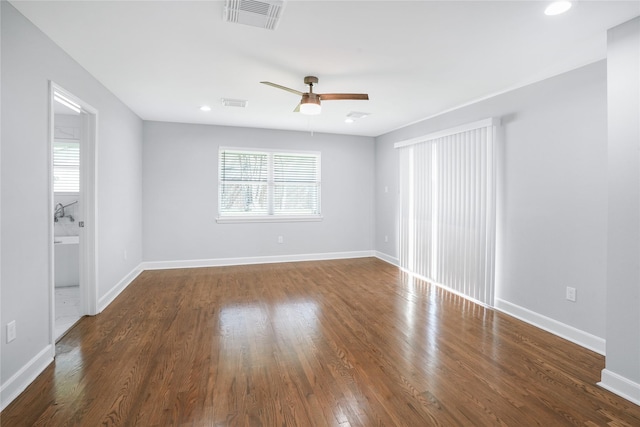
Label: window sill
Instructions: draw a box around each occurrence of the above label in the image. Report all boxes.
[216,215,323,224]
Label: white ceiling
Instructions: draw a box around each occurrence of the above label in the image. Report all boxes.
[11,0,640,137]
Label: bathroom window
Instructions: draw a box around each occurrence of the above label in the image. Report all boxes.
[53,140,80,193]
[217,148,321,222]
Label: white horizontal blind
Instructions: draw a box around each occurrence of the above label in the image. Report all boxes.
[273,153,320,215]
[219,149,320,218]
[397,120,496,306]
[219,150,269,215]
[53,141,80,193]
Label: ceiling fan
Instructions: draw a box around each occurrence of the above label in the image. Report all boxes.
[260,76,369,115]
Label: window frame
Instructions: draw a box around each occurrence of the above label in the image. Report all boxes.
[216,147,323,224]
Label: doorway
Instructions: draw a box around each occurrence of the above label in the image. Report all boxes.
[49,83,97,343]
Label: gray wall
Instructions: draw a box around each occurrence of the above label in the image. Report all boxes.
[1,1,143,403]
[375,61,609,340]
[603,16,640,393]
[142,121,375,262]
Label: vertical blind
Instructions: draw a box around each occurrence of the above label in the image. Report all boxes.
[395,119,497,306]
[53,140,80,193]
[219,149,321,217]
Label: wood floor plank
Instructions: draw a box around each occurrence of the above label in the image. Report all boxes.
[2,258,640,426]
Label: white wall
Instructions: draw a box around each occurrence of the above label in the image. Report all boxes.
[375,61,609,350]
[143,121,375,264]
[601,16,640,403]
[1,2,143,408]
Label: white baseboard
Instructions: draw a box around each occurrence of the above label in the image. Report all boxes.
[494,298,606,355]
[1,345,53,411]
[141,250,376,270]
[599,369,640,406]
[97,265,144,313]
[375,251,399,266]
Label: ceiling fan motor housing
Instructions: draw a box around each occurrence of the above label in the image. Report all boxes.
[304,76,319,85]
[302,93,320,104]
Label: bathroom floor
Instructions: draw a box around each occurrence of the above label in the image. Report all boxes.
[55,286,81,340]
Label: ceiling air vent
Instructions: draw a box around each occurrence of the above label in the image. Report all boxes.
[221,98,249,108]
[224,0,285,30]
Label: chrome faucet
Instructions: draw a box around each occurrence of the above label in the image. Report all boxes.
[53,201,77,222]
[54,203,65,222]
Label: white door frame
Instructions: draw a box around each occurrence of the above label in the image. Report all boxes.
[49,82,98,350]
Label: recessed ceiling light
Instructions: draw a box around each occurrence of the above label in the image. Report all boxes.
[200,105,212,111]
[346,111,370,119]
[545,1,572,16]
[345,111,371,123]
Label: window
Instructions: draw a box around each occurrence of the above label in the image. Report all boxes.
[53,140,80,193]
[218,148,321,222]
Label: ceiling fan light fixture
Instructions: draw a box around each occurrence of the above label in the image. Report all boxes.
[299,95,321,115]
[300,103,321,115]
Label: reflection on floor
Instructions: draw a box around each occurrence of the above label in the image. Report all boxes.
[55,286,81,340]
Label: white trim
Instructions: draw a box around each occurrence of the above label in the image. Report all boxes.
[599,369,640,406]
[375,251,399,266]
[0,345,53,411]
[393,118,500,149]
[494,298,606,355]
[48,82,56,353]
[141,251,375,271]
[81,105,99,316]
[216,215,323,224]
[97,265,144,313]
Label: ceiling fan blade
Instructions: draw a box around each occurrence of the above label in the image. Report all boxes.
[293,103,301,113]
[319,93,369,101]
[260,81,304,96]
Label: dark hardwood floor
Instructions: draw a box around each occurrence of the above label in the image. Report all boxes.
[2,258,640,426]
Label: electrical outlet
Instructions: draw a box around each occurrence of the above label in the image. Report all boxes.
[566,286,577,302]
[123,249,128,260]
[384,235,389,243]
[277,236,284,244]
[7,321,16,343]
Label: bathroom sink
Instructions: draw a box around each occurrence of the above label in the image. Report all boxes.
[54,235,79,245]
